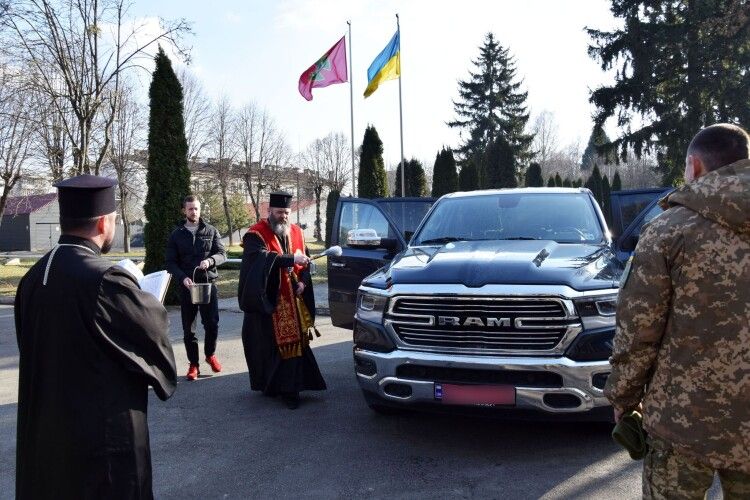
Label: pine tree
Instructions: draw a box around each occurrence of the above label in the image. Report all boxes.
[524,162,544,187]
[325,189,340,247]
[394,158,427,197]
[459,161,480,191]
[448,32,533,167]
[612,170,623,192]
[144,47,190,296]
[580,126,610,171]
[588,0,750,185]
[562,178,572,188]
[585,165,604,206]
[357,125,387,198]
[547,176,556,187]
[602,175,612,224]
[431,147,459,197]
[482,137,517,189]
[554,173,563,187]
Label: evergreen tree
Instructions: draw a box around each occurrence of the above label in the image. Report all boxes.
[481,136,517,189]
[588,0,750,186]
[547,176,556,187]
[325,189,340,247]
[431,147,459,197]
[448,32,534,166]
[580,125,610,171]
[357,125,387,198]
[585,165,604,205]
[612,170,623,192]
[554,173,563,187]
[602,175,612,224]
[144,47,190,295]
[394,158,427,197]
[459,161,480,191]
[524,162,544,187]
[562,178,572,188]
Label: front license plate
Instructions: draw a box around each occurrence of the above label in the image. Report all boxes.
[434,383,516,406]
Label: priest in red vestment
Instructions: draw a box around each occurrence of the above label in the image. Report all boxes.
[238,191,326,409]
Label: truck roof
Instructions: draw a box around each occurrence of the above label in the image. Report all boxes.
[442,187,588,199]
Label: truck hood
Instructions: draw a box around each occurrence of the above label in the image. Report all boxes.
[363,240,623,291]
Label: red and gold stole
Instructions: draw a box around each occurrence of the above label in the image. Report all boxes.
[248,220,307,359]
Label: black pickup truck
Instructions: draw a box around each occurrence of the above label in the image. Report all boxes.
[327,187,669,418]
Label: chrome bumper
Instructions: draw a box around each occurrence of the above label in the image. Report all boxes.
[354,348,611,413]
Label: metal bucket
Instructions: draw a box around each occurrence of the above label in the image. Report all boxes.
[189,267,211,305]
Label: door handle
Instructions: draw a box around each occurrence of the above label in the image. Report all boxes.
[330,262,346,268]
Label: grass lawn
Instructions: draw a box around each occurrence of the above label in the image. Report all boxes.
[0,260,35,297]
[0,240,328,299]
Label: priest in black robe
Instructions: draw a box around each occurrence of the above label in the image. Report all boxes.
[14,175,177,500]
[238,191,326,409]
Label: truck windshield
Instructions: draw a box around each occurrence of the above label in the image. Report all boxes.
[412,193,605,245]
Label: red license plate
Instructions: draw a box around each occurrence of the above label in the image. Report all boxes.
[435,383,516,406]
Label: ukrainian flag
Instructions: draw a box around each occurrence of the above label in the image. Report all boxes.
[364,31,400,98]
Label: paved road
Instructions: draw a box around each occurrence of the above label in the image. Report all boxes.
[0,306,724,499]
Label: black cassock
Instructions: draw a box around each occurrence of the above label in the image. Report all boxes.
[14,235,177,500]
[238,232,326,395]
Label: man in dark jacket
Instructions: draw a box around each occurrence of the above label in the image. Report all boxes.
[15,175,177,499]
[166,194,227,381]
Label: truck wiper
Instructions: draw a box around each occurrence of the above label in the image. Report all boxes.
[498,236,540,240]
[418,236,463,245]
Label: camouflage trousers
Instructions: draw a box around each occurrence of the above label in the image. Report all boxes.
[643,436,750,500]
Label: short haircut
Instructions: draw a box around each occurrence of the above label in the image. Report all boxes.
[183,194,200,208]
[59,216,100,234]
[688,123,750,172]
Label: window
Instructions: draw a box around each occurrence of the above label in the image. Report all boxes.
[338,202,395,247]
[413,193,604,245]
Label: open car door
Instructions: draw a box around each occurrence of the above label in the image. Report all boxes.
[327,197,434,329]
[611,187,673,261]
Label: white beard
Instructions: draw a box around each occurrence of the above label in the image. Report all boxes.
[270,219,290,239]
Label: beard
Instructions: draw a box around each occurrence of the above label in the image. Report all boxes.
[101,236,113,254]
[268,214,290,239]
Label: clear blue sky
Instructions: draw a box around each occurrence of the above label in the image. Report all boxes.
[130,0,620,188]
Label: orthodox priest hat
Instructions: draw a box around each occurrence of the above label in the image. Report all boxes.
[54,175,118,218]
[269,191,293,209]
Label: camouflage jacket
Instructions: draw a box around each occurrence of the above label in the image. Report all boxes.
[604,159,750,473]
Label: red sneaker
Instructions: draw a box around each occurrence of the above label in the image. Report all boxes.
[186,363,199,381]
[206,355,222,373]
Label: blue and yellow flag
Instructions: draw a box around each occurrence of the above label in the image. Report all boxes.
[364,31,400,98]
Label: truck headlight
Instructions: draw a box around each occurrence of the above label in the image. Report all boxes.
[574,293,617,330]
[357,292,388,323]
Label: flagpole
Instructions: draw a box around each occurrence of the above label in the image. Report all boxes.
[396,13,405,197]
[347,21,356,197]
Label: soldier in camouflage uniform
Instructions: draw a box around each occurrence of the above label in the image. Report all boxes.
[605,123,750,500]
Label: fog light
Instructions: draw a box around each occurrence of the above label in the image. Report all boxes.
[354,357,376,377]
[592,372,610,390]
[384,383,412,398]
[543,393,581,409]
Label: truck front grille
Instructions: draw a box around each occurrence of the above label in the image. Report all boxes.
[387,296,579,354]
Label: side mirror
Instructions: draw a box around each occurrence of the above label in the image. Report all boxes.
[347,228,381,248]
